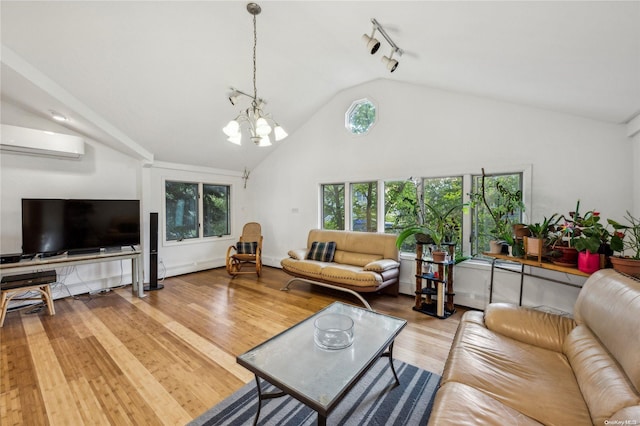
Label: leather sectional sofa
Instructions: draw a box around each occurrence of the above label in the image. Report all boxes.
[429,269,640,425]
[280,229,400,295]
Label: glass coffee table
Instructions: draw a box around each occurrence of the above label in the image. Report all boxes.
[236,302,407,425]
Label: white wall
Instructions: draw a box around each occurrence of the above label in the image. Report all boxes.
[249,79,633,312]
[0,137,142,298]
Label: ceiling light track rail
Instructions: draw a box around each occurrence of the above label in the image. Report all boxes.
[371,18,403,57]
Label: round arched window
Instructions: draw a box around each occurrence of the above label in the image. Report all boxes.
[345,98,376,135]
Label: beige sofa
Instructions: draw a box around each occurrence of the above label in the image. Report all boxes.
[429,269,640,425]
[280,229,400,296]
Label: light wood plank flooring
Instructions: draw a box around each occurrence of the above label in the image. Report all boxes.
[1,266,465,425]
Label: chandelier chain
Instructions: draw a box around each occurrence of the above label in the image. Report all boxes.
[252,13,258,108]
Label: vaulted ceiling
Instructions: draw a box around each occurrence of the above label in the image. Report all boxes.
[2,1,639,171]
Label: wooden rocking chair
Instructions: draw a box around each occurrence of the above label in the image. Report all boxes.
[226,222,263,276]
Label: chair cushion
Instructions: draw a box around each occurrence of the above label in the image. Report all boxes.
[306,241,336,262]
[236,241,258,254]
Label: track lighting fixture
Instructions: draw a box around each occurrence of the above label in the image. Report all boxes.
[381,50,398,73]
[363,18,403,73]
[361,30,380,54]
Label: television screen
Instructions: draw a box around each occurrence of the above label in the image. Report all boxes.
[22,199,140,255]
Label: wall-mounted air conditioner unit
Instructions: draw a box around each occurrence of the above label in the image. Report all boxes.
[0,124,85,159]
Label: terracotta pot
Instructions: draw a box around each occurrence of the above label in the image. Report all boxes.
[610,256,640,278]
[432,251,447,262]
[488,240,502,254]
[552,246,578,266]
[578,251,600,274]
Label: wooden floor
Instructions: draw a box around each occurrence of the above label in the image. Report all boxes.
[0,266,465,425]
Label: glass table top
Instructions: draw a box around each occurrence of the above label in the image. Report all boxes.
[236,302,407,412]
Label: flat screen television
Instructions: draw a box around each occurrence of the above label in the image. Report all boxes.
[22,198,141,256]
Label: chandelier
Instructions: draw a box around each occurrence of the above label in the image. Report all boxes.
[223,2,287,147]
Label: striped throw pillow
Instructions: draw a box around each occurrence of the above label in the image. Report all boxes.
[306,241,337,262]
[236,241,258,254]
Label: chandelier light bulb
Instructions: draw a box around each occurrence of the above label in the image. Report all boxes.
[258,136,272,147]
[227,133,242,145]
[274,125,288,141]
[255,117,272,136]
[223,120,240,137]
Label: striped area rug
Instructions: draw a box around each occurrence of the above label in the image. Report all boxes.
[188,359,441,426]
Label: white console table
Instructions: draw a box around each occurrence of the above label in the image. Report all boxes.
[0,249,145,298]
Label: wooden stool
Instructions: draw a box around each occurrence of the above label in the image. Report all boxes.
[0,283,55,327]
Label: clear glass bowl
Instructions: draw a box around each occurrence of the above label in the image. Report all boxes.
[314,313,354,350]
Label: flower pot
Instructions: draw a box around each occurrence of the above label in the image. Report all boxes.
[578,251,600,274]
[610,256,640,278]
[488,240,502,254]
[551,246,578,266]
[523,236,543,262]
[432,251,447,262]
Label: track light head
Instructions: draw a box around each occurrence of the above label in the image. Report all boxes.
[381,50,399,72]
[361,33,380,55]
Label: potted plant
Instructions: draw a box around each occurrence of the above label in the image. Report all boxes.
[468,168,525,254]
[396,202,462,261]
[524,214,560,260]
[608,211,640,277]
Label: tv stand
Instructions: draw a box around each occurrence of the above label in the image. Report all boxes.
[0,249,144,298]
[67,248,101,256]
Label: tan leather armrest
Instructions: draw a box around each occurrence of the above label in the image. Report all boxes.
[363,259,400,272]
[484,303,577,353]
[287,249,307,260]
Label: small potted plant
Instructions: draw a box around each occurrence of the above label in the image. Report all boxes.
[571,213,608,274]
[524,214,560,261]
[396,202,462,262]
[608,211,640,277]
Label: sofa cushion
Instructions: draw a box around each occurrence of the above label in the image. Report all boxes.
[363,259,401,272]
[280,257,327,281]
[564,324,640,425]
[573,269,640,393]
[484,303,576,353]
[306,241,336,262]
[441,312,591,425]
[428,382,543,426]
[333,251,382,267]
[320,264,380,287]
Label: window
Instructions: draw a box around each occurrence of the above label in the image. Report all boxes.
[165,180,231,242]
[203,184,230,237]
[345,98,376,135]
[471,173,523,255]
[384,180,419,251]
[322,184,345,230]
[423,176,464,258]
[165,181,199,241]
[351,182,377,232]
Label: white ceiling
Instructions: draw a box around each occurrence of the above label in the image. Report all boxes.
[2,1,639,171]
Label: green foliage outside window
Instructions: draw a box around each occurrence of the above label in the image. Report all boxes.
[322,184,345,230]
[165,181,199,241]
[346,99,376,135]
[351,182,377,232]
[203,184,230,237]
[166,181,231,242]
[471,173,523,254]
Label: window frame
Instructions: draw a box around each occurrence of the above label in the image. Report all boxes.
[318,165,531,259]
[345,98,377,136]
[163,179,232,245]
